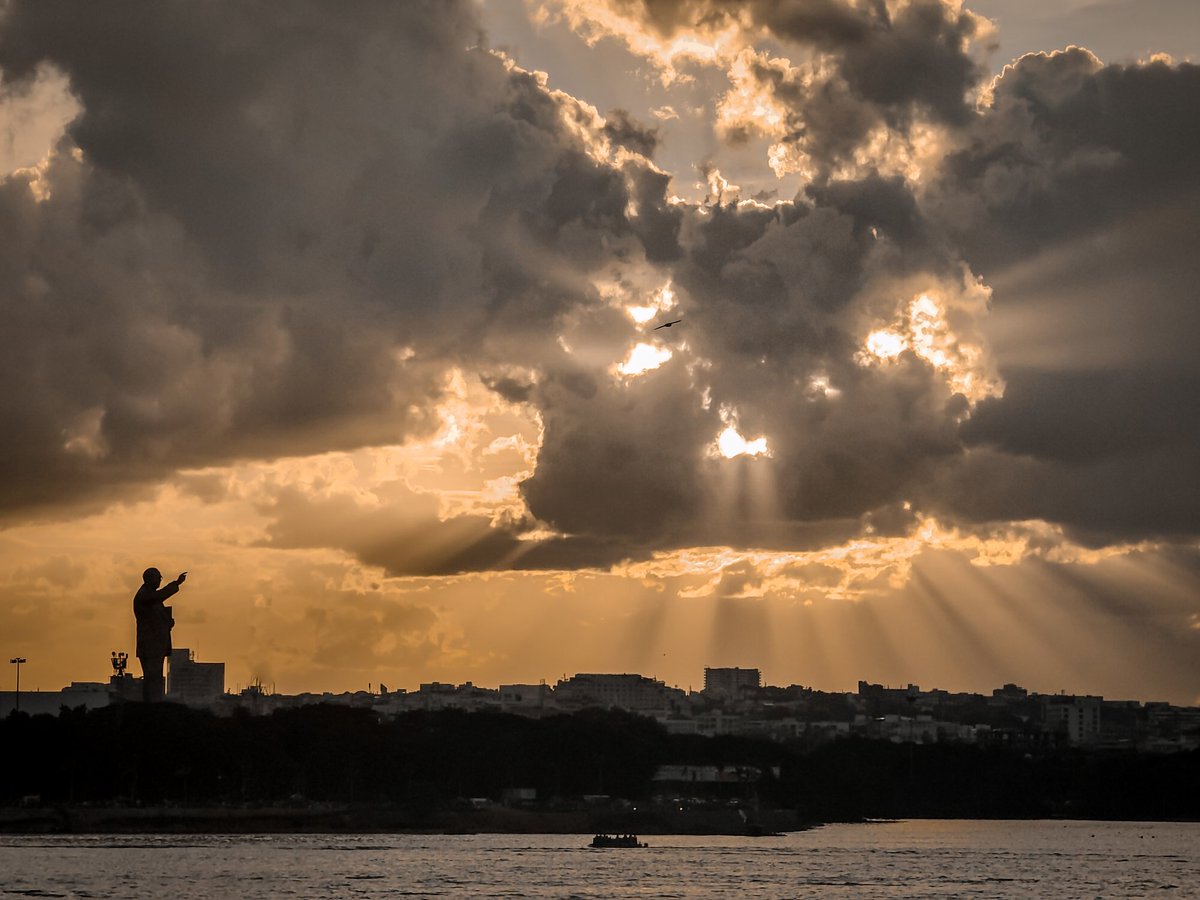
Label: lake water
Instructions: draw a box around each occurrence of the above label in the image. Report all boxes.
[1,820,1196,898]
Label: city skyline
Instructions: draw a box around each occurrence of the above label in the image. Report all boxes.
[6,652,1197,713]
[1,1,1198,705]
[7,658,1197,760]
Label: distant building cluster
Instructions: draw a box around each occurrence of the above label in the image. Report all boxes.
[3,660,1198,754]
[3,647,225,715]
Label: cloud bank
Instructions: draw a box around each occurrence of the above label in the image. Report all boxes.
[1,0,1197,576]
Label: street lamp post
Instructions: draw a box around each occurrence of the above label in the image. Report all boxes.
[10,657,26,713]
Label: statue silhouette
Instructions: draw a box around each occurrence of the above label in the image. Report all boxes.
[133,567,187,702]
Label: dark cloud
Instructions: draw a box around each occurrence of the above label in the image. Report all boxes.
[521,358,714,542]
[929,444,1200,546]
[0,0,677,520]
[481,375,535,405]
[921,50,1200,542]
[255,481,651,575]
[962,370,1200,466]
[626,164,684,261]
[933,50,1200,270]
[754,0,984,124]
[805,174,944,273]
[256,485,526,578]
[603,108,659,156]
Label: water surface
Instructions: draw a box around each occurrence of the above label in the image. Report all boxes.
[1,819,1195,898]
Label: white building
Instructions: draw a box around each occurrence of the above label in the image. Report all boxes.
[167,648,225,707]
[703,667,761,701]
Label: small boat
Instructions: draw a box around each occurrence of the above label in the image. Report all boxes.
[589,833,647,848]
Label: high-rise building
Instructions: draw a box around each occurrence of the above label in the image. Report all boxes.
[1043,695,1102,746]
[167,648,225,707]
[703,667,761,701]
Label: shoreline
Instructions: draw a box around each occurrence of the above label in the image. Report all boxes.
[4,805,1197,836]
[0,805,809,836]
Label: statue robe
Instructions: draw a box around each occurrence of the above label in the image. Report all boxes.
[134,581,178,660]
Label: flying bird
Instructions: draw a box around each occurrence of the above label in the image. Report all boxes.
[653,318,682,330]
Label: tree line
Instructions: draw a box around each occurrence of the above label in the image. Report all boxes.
[2,704,1197,821]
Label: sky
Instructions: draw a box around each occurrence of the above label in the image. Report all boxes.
[1,0,1197,703]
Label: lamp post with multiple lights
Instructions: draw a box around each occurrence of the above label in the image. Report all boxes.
[10,657,27,713]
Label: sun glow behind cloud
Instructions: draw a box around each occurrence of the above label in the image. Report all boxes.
[715,426,769,459]
[864,328,907,360]
[707,405,771,459]
[625,282,676,324]
[858,289,1002,403]
[615,342,673,376]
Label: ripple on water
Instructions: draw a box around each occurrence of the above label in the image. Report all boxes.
[0,822,1197,899]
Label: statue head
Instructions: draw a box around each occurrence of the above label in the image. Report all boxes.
[142,567,162,587]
